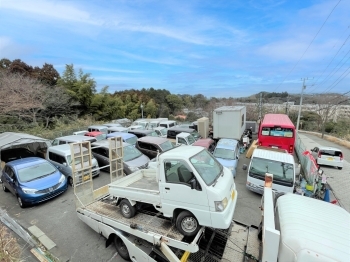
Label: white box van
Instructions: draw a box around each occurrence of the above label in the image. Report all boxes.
[159,120,177,129]
[246,147,296,194]
[46,144,100,186]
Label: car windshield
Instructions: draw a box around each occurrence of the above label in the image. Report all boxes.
[213,148,235,160]
[190,149,222,186]
[187,134,196,144]
[159,141,174,151]
[18,162,57,182]
[125,136,137,146]
[160,128,168,136]
[147,131,159,137]
[123,145,143,162]
[96,134,106,141]
[249,157,294,182]
[191,131,201,140]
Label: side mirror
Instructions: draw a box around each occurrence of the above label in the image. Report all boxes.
[242,164,247,170]
[63,162,68,167]
[190,179,197,190]
[236,156,239,160]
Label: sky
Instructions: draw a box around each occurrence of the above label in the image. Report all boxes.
[0,0,349,98]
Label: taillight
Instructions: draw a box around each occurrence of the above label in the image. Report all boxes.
[259,142,262,146]
[340,153,343,160]
[289,145,293,153]
[318,151,321,158]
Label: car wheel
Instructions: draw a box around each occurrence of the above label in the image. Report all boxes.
[338,167,342,170]
[2,183,9,192]
[176,211,200,237]
[119,199,136,218]
[17,196,27,208]
[114,235,131,261]
[68,177,74,187]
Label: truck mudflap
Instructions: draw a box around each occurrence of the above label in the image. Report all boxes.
[178,221,260,262]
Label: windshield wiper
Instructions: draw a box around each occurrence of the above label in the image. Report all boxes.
[26,174,50,182]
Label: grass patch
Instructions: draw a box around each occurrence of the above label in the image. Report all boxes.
[0,223,22,262]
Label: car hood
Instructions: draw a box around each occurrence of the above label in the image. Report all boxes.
[216,158,237,168]
[125,154,150,169]
[20,170,63,190]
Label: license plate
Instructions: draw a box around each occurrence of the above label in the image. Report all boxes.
[327,157,333,161]
[83,174,90,181]
[231,190,235,200]
[272,146,278,149]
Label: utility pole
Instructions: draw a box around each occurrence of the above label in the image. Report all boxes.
[296,79,306,132]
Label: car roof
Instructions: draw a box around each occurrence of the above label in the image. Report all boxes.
[193,138,214,147]
[216,138,239,149]
[107,132,136,139]
[92,140,129,148]
[107,127,128,131]
[138,136,168,145]
[252,148,294,163]
[48,144,88,154]
[318,146,342,151]
[129,129,155,134]
[159,145,203,159]
[168,127,195,132]
[88,125,108,129]
[85,131,103,136]
[54,135,96,142]
[7,157,48,169]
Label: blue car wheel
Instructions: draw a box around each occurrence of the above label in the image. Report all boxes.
[17,195,28,208]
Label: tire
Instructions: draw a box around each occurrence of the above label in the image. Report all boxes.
[119,199,136,218]
[2,183,9,192]
[176,211,200,237]
[68,177,74,187]
[338,167,342,170]
[17,196,27,208]
[114,235,130,261]
[257,221,262,240]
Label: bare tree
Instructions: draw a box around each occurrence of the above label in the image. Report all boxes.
[313,95,338,138]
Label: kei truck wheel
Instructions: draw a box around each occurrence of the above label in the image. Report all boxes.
[119,199,136,218]
[114,235,131,261]
[176,211,200,237]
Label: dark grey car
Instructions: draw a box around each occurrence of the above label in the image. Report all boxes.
[91,140,150,175]
[136,136,176,159]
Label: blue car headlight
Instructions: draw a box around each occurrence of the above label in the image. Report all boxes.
[22,188,38,194]
[59,174,66,184]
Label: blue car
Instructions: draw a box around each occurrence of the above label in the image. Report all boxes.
[106,132,138,146]
[1,157,68,208]
[213,139,240,178]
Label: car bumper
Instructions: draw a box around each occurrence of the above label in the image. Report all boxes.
[19,182,68,205]
[210,189,237,229]
[246,184,263,195]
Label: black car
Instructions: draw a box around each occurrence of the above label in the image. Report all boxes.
[128,129,159,138]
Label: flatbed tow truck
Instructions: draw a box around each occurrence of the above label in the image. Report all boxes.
[71,138,350,262]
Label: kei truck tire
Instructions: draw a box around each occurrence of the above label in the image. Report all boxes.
[119,199,136,218]
[176,211,200,237]
[114,235,130,261]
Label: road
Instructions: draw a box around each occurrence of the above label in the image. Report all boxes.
[302,133,350,162]
[0,154,261,262]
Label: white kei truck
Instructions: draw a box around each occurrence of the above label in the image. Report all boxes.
[71,138,350,262]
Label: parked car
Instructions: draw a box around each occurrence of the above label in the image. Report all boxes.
[51,135,97,146]
[91,140,150,175]
[103,123,122,128]
[128,129,159,138]
[72,130,88,136]
[167,127,201,140]
[84,131,106,141]
[153,127,168,138]
[107,127,129,134]
[106,132,138,146]
[310,146,344,170]
[193,138,216,153]
[136,136,176,159]
[128,125,144,131]
[159,120,178,129]
[46,144,100,186]
[1,157,68,208]
[213,138,240,178]
[88,125,108,134]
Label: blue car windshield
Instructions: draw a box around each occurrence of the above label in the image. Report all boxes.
[213,148,235,160]
[18,162,57,182]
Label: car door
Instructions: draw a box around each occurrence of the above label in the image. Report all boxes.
[3,166,17,195]
[48,152,70,177]
[159,160,211,224]
[91,147,109,170]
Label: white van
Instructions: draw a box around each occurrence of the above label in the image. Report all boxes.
[52,135,97,146]
[46,144,100,186]
[246,147,296,194]
[159,120,177,129]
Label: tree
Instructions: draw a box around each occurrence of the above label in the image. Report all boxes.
[166,94,183,114]
[39,63,60,86]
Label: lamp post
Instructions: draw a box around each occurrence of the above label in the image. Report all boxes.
[140,103,144,118]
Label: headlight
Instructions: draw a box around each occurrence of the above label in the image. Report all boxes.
[59,174,66,184]
[215,197,228,212]
[22,188,38,194]
[129,166,139,172]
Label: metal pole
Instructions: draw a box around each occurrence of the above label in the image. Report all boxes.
[296,79,306,132]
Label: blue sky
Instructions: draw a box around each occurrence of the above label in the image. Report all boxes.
[0,0,349,98]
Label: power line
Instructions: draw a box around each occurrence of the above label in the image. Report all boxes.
[272,0,342,92]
